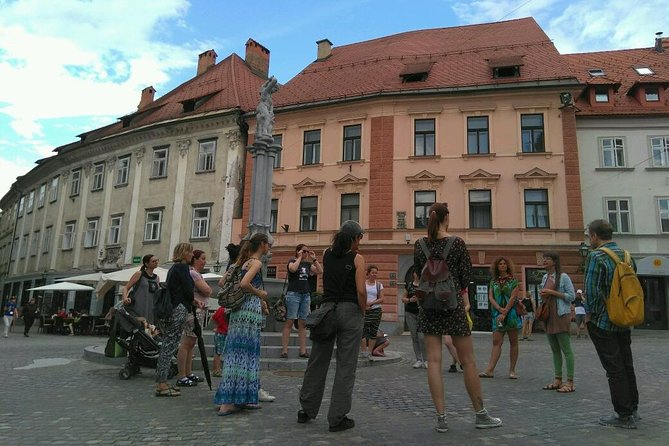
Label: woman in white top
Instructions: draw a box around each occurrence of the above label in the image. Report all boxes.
[361,265,384,359]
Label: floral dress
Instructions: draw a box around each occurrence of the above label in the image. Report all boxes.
[214,266,263,406]
[490,276,521,331]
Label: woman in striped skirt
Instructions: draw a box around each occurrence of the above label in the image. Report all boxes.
[361,265,384,359]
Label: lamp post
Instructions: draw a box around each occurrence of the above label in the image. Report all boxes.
[577,242,590,273]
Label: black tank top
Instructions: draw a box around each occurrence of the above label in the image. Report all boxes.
[322,249,358,303]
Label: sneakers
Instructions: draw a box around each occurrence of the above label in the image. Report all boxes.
[475,409,503,429]
[435,414,448,433]
[448,364,458,373]
[598,414,637,429]
[187,373,204,383]
[258,388,276,402]
[423,361,428,369]
[176,377,197,387]
[329,416,355,432]
[412,360,423,369]
[297,409,312,424]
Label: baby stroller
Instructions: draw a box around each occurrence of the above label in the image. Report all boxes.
[114,307,177,380]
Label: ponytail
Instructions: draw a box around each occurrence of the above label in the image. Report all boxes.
[427,202,449,242]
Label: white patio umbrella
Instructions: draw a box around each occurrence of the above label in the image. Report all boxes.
[27,282,95,291]
[102,266,170,283]
[55,272,104,283]
[202,272,223,280]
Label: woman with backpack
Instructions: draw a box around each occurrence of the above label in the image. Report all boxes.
[214,233,270,416]
[539,252,576,393]
[414,202,502,433]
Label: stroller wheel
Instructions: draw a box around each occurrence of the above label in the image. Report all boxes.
[119,369,131,380]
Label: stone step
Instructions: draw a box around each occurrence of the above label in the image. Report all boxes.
[194,344,314,359]
[200,332,304,347]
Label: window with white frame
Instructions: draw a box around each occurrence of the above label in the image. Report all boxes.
[62,222,76,250]
[650,136,669,167]
[600,137,626,167]
[19,234,28,258]
[116,156,130,186]
[594,87,609,102]
[92,162,105,191]
[272,135,282,168]
[340,193,360,225]
[37,183,46,208]
[30,230,39,257]
[270,199,278,233]
[415,191,436,228]
[343,125,362,161]
[467,117,489,154]
[70,169,81,196]
[108,216,122,245]
[414,119,435,156]
[303,130,321,165]
[84,218,99,247]
[197,139,216,172]
[17,196,24,217]
[606,198,631,233]
[300,196,318,231]
[521,114,545,153]
[645,86,660,102]
[49,176,59,202]
[144,210,162,241]
[43,226,52,253]
[659,198,669,233]
[26,190,34,213]
[469,190,492,229]
[191,206,210,239]
[524,189,549,229]
[151,147,169,178]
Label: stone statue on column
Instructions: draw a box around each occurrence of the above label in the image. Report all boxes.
[255,76,279,142]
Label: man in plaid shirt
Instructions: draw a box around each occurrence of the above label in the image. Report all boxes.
[584,219,639,430]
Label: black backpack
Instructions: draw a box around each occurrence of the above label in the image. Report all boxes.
[153,284,173,321]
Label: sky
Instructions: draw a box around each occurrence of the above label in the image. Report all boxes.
[0,0,666,202]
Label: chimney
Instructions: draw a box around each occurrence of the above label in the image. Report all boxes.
[137,86,156,110]
[245,39,270,78]
[655,32,664,52]
[316,39,333,61]
[197,49,218,75]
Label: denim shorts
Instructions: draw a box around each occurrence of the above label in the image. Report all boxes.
[285,291,311,320]
[213,332,227,355]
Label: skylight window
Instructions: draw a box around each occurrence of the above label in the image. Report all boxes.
[634,67,654,75]
[588,69,605,77]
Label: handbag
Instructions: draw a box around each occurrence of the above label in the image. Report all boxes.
[272,276,288,322]
[306,303,337,342]
[535,302,550,322]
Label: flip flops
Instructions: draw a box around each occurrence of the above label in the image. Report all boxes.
[217,407,241,416]
[155,387,181,397]
[280,352,288,359]
[478,371,494,378]
[509,372,519,380]
[235,403,262,410]
[557,383,575,393]
[543,380,562,390]
[299,352,310,358]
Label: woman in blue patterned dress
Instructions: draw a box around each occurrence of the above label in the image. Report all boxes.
[479,257,521,379]
[214,233,270,416]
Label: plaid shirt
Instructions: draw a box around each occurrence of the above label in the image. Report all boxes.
[583,241,636,332]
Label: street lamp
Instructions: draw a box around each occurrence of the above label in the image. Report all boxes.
[577,242,590,272]
[212,260,222,273]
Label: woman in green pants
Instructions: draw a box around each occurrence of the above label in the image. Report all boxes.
[539,252,576,393]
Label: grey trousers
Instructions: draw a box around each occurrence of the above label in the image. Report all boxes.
[405,311,425,362]
[299,301,364,427]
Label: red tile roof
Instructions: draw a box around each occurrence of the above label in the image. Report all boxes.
[58,53,266,151]
[564,47,669,116]
[274,17,578,108]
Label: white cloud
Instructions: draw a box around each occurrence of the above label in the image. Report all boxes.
[0,0,222,139]
[449,0,666,53]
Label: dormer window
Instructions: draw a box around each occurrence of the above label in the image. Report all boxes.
[645,86,660,102]
[635,67,655,76]
[488,55,523,79]
[588,69,606,77]
[400,62,432,83]
[594,87,609,103]
[121,116,132,128]
[181,92,217,113]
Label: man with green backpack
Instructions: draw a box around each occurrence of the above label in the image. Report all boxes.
[584,219,643,430]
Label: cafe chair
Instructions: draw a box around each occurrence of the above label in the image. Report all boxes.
[38,316,54,334]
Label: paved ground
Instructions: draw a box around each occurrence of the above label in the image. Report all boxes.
[1,328,668,446]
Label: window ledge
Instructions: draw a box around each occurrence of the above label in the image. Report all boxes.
[273,166,284,172]
[645,167,669,171]
[83,246,97,250]
[91,188,103,193]
[515,151,551,159]
[61,248,73,252]
[105,244,122,248]
[149,175,168,181]
[524,227,551,230]
[195,169,215,175]
[297,163,324,171]
[114,183,128,189]
[189,237,210,242]
[462,153,496,160]
[69,194,80,199]
[408,155,441,161]
[595,167,635,172]
[337,159,365,166]
[142,240,161,245]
